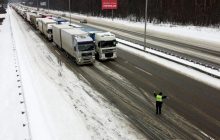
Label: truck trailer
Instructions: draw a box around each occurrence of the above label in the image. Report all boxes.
[89,31,117,60]
[38,18,56,41]
[52,24,72,49]
[26,12,37,23]
[61,28,95,65]
[30,14,42,28]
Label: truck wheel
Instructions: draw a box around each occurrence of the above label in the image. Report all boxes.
[95,53,100,60]
[65,52,69,58]
[59,46,64,52]
[75,59,80,65]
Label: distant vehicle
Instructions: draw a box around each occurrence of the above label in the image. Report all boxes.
[38,18,56,41]
[61,28,95,65]
[79,19,87,24]
[89,31,117,60]
[53,17,68,24]
[69,23,82,28]
[38,13,52,18]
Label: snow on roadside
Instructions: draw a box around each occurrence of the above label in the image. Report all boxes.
[118,38,220,76]
[9,8,146,140]
[0,12,29,140]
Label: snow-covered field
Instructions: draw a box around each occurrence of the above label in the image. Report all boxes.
[0,8,146,140]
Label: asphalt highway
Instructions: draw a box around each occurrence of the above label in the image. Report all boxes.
[13,8,220,139]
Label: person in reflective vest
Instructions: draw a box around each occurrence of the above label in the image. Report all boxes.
[154,92,167,115]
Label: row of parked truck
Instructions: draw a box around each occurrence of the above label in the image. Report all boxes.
[12,4,117,65]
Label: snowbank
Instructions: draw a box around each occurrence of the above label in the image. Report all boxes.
[0,11,29,140]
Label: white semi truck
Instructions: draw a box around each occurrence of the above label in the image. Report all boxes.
[60,28,95,65]
[38,18,56,41]
[89,31,117,60]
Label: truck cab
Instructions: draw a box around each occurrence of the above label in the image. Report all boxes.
[89,31,117,60]
[61,29,95,65]
[75,36,96,65]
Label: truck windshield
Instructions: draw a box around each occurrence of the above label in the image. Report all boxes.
[78,42,95,51]
[99,40,117,48]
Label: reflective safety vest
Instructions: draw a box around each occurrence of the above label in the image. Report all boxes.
[156,95,162,102]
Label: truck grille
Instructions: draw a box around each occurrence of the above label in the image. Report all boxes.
[82,52,92,57]
[105,53,113,57]
[102,49,115,53]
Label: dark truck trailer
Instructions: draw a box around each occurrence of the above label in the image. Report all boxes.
[0,4,6,14]
[0,5,6,25]
[0,18,4,24]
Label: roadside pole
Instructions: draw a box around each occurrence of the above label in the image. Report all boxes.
[37,0,39,11]
[144,0,148,50]
[48,0,49,10]
[69,0,71,24]
[112,9,113,21]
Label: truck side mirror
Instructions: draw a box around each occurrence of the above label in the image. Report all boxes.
[74,47,76,51]
[113,41,117,46]
[98,42,101,47]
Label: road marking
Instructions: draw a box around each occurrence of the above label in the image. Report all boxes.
[139,88,154,104]
[200,131,215,140]
[55,50,60,55]
[124,61,129,64]
[79,74,86,80]
[135,66,152,76]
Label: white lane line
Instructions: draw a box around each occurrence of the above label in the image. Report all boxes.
[79,74,86,81]
[55,50,60,55]
[135,66,153,76]
[200,131,215,140]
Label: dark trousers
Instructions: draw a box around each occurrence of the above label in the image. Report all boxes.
[156,101,163,114]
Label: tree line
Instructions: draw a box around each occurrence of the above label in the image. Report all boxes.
[24,0,220,26]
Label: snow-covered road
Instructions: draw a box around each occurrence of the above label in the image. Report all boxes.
[0,8,146,140]
[1,5,220,139]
